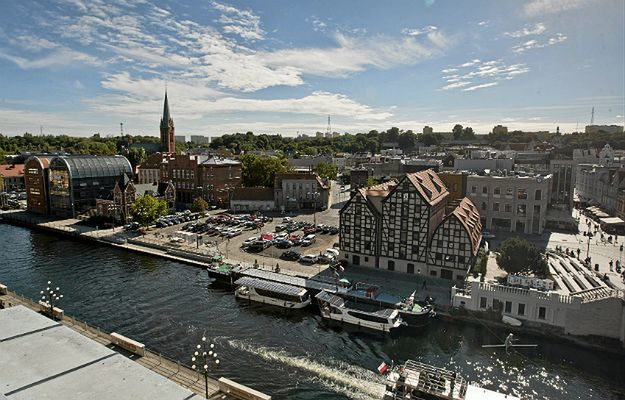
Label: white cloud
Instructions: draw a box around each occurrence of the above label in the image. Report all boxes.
[439,59,529,91]
[309,16,327,32]
[477,20,490,27]
[73,80,85,89]
[462,82,498,91]
[522,0,589,17]
[440,81,471,90]
[512,33,567,53]
[402,26,438,37]
[505,23,547,38]
[212,1,265,41]
[0,47,100,69]
[258,31,451,77]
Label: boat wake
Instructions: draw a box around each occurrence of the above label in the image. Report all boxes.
[225,338,386,400]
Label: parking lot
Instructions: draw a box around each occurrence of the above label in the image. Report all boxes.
[142,209,342,276]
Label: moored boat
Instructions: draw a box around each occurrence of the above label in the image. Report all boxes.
[382,360,519,400]
[234,277,311,309]
[315,290,403,332]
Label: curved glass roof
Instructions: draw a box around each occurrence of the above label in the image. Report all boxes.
[49,156,132,179]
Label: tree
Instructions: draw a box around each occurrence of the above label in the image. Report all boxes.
[366,176,376,187]
[130,195,168,227]
[313,161,337,180]
[496,237,549,277]
[127,147,147,170]
[239,154,290,187]
[452,124,463,140]
[190,197,208,213]
[461,126,475,140]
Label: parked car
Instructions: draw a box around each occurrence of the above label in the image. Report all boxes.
[303,226,316,235]
[243,236,259,246]
[318,252,336,263]
[275,240,293,249]
[288,234,302,245]
[299,255,318,264]
[275,224,287,232]
[301,234,316,246]
[282,217,293,223]
[248,240,271,251]
[329,226,339,235]
[123,222,140,230]
[325,248,340,257]
[226,228,242,238]
[280,250,301,261]
[275,232,289,241]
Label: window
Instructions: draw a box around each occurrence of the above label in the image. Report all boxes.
[506,187,513,197]
[430,270,437,276]
[517,188,528,200]
[388,243,394,252]
[493,202,500,211]
[407,263,414,274]
[443,228,450,236]
[412,245,419,254]
[364,256,369,262]
[517,204,527,215]
[387,260,395,271]
[535,189,542,200]
[504,203,512,213]
[435,252,442,260]
[364,243,371,251]
[494,187,501,196]
[482,186,488,195]
[400,231,407,244]
[481,202,487,211]
[492,299,502,310]
[27,168,39,174]
[480,297,487,309]
[459,243,465,251]
[458,256,465,263]
[538,306,546,320]
[471,185,477,194]
[518,303,525,316]
[505,301,512,313]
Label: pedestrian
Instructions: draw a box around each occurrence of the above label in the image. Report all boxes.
[610,260,614,271]
[422,279,427,290]
[576,248,580,259]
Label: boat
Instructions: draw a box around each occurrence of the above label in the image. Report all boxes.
[234,277,311,309]
[502,315,522,327]
[383,360,519,400]
[338,283,436,328]
[315,290,403,332]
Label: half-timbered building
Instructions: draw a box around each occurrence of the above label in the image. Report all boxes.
[339,180,397,268]
[428,198,482,280]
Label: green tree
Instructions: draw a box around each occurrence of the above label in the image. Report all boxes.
[461,126,475,139]
[366,176,376,187]
[496,237,549,277]
[127,147,147,170]
[452,124,463,140]
[190,197,208,213]
[130,195,168,227]
[239,154,290,187]
[313,161,337,180]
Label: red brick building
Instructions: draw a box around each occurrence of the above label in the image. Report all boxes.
[24,156,51,214]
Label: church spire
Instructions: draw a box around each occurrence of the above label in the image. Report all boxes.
[162,91,170,125]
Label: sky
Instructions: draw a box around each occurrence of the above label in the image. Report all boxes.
[0,0,623,138]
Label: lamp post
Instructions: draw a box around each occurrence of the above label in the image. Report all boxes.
[585,230,593,260]
[40,281,63,321]
[191,336,219,399]
[307,191,320,226]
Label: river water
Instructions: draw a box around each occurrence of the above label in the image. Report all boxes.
[1,223,624,400]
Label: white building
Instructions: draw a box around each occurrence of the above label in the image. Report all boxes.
[466,172,552,234]
[274,172,330,212]
[230,187,275,212]
[174,135,187,143]
[190,135,210,145]
[452,253,625,346]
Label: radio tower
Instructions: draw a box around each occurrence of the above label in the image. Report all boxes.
[326,115,331,137]
[120,122,124,137]
[590,107,595,125]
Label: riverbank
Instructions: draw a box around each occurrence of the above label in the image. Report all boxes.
[3,210,625,356]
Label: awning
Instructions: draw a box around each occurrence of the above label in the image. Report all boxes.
[600,217,625,225]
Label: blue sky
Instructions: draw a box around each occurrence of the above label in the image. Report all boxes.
[0,0,623,137]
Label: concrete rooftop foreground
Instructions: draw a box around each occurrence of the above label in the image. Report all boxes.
[0,305,203,400]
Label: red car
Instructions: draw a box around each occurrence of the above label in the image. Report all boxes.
[303,226,316,235]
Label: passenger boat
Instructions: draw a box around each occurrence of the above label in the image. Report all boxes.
[383,360,519,400]
[315,290,403,332]
[234,277,311,309]
[339,283,436,328]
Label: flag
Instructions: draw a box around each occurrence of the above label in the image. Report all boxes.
[377,362,389,375]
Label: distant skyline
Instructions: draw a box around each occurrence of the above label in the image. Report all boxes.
[0,0,623,137]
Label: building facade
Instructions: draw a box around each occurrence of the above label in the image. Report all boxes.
[428,198,481,280]
[274,172,330,211]
[24,156,51,214]
[467,172,551,234]
[576,165,625,215]
[0,164,25,191]
[230,187,275,212]
[438,171,467,202]
[339,170,482,280]
[46,155,133,218]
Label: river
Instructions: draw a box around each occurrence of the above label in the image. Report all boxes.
[0,223,623,399]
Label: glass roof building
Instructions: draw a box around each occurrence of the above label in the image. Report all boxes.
[48,155,132,217]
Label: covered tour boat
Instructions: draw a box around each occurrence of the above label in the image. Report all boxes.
[315,290,403,332]
[234,277,311,309]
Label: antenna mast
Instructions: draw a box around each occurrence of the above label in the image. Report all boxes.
[120,122,124,137]
[326,115,331,136]
[590,107,595,125]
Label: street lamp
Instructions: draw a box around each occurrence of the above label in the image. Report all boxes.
[40,281,63,321]
[307,191,320,226]
[191,336,220,399]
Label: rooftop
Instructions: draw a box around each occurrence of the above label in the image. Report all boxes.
[0,164,25,178]
[0,305,202,400]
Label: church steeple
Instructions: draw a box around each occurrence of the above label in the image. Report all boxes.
[160,91,175,153]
